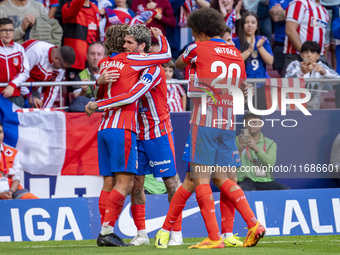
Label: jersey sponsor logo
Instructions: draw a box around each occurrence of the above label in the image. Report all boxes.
[311,17,327,29]
[139,107,149,112]
[149,160,171,168]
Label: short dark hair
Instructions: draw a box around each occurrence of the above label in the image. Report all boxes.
[0,18,13,27]
[300,41,321,54]
[162,60,175,70]
[187,8,227,38]
[59,46,76,65]
[243,112,262,120]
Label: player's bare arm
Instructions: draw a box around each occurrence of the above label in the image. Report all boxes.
[175,55,188,69]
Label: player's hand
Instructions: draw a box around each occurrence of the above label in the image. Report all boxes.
[85,101,98,116]
[313,63,326,75]
[97,68,120,85]
[28,96,43,108]
[256,36,266,49]
[146,1,157,9]
[2,85,15,98]
[150,27,163,38]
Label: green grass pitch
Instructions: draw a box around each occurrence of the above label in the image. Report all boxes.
[0,235,339,255]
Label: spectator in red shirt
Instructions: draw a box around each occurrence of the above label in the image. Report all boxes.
[62,0,100,78]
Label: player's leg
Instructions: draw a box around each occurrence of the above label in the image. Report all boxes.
[188,170,224,249]
[155,135,194,248]
[97,130,116,225]
[215,130,265,247]
[130,174,149,246]
[99,176,115,224]
[219,167,242,247]
[143,132,183,246]
[129,140,150,246]
[155,171,194,248]
[97,129,137,247]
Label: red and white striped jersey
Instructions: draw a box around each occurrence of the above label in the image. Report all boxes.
[182,38,246,131]
[96,35,171,133]
[22,40,65,108]
[167,79,185,112]
[284,0,329,54]
[0,40,30,97]
[137,66,172,140]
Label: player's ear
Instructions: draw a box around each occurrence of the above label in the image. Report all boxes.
[140,42,146,52]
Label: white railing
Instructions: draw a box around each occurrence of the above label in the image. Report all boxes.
[1,78,340,108]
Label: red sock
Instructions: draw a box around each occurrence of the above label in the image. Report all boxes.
[103,189,126,227]
[195,184,220,241]
[220,179,256,229]
[172,213,183,232]
[220,193,235,234]
[98,190,110,225]
[131,204,146,231]
[162,186,192,231]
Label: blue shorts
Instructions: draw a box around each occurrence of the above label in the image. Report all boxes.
[182,125,241,168]
[98,128,137,176]
[137,132,177,178]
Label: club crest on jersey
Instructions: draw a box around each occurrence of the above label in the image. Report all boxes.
[13,57,19,66]
[4,149,13,157]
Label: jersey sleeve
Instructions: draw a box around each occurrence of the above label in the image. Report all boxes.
[181,43,198,64]
[127,35,172,71]
[286,0,306,24]
[97,65,163,109]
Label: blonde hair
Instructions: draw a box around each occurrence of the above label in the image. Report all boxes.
[104,24,129,56]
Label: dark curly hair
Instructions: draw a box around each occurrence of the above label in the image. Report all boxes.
[104,24,129,56]
[187,8,227,38]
